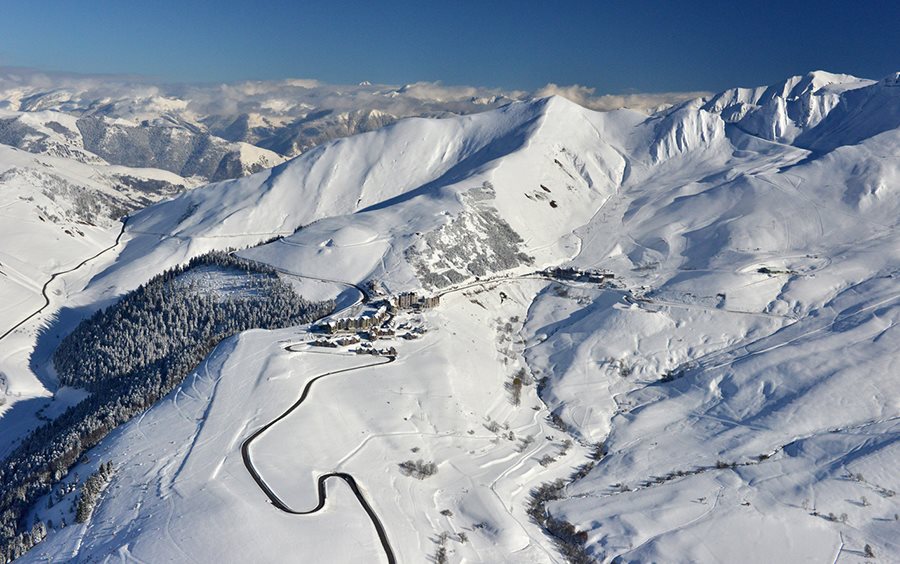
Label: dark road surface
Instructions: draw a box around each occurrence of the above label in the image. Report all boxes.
[0,217,129,343]
[240,351,397,564]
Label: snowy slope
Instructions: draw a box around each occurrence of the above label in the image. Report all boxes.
[104,96,637,296]
[3,70,899,563]
[0,144,196,328]
[700,71,873,143]
[0,145,203,465]
[0,108,287,181]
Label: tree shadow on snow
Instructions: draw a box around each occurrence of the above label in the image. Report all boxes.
[28,299,118,392]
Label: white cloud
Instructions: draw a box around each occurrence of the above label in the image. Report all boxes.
[0,66,711,122]
[535,82,711,113]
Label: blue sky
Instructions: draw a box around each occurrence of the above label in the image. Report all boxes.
[1,0,897,92]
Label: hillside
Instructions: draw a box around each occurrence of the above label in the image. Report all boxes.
[0,109,285,181]
[1,71,898,563]
[0,143,198,339]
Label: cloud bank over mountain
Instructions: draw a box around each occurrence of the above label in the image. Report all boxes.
[534,82,711,112]
[0,66,705,118]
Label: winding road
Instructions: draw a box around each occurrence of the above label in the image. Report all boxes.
[234,269,575,561]
[236,262,398,563]
[0,217,129,343]
[240,353,396,563]
[236,267,616,563]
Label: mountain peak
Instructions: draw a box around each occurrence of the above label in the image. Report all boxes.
[529,93,595,120]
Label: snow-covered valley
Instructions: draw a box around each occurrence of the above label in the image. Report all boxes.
[1,70,898,562]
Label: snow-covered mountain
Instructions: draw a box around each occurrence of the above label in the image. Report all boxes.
[0,108,285,181]
[1,70,898,563]
[0,143,198,345]
[0,71,523,169]
[0,69,705,171]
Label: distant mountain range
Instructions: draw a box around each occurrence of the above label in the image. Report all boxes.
[0,70,710,180]
[0,72,526,181]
